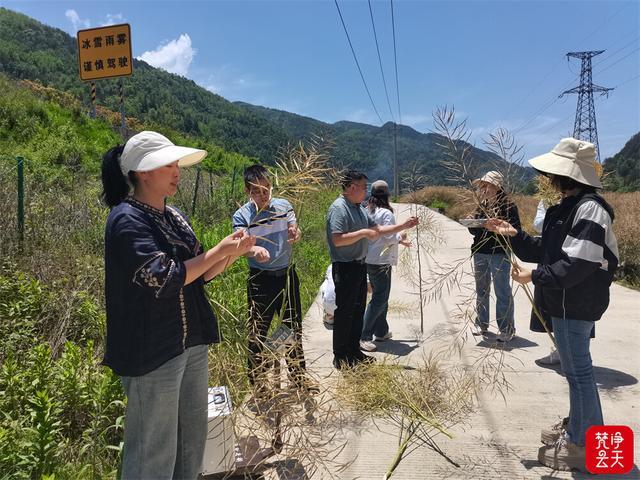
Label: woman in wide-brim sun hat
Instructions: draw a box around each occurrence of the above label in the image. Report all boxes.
[100,131,256,479]
[486,137,619,473]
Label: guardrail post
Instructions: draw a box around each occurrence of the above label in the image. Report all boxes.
[17,156,24,245]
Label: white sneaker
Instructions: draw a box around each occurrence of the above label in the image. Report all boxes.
[359,340,377,352]
[536,348,561,366]
[496,331,515,342]
[373,331,393,342]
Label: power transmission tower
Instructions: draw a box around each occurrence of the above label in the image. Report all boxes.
[560,50,613,161]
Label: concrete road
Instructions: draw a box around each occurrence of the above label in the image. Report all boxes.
[296,203,640,480]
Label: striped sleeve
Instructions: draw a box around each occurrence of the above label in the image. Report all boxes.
[232,206,249,231]
[532,200,618,289]
[283,199,296,225]
[562,201,619,272]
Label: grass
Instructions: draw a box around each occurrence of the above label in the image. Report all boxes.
[0,144,335,478]
[0,79,340,476]
[403,185,640,287]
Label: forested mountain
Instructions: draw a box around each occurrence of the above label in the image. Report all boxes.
[1,7,532,188]
[604,132,640,192]
[0,7,289,161]
[234,102,513,186]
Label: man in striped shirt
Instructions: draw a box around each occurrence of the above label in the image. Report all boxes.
[233,165,316,394]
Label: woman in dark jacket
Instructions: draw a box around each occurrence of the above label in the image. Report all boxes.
[468,171,521,342]
[101,131,255,479]
[487,138,618,473]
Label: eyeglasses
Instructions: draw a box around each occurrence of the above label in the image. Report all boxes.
[248,185,271,196]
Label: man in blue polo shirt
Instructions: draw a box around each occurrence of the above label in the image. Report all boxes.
[327,170,419,369]
[233,165,316,394]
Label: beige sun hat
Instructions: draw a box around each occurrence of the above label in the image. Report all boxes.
[528,137,602,188]
[472,170,503,188]
[120,131,207,176]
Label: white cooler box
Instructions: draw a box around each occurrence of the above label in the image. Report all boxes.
[201,386,235,475]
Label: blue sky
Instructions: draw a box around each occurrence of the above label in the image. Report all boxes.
[3,0,639,160]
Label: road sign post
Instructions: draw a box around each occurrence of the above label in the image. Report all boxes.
[76,24,133,133]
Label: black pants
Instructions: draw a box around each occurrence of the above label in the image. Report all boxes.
[247,266,306,385]
[332,261,367,361]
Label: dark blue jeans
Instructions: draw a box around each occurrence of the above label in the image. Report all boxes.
[552,316,603,446]
[361,264,392,341]
[473,253,515,334]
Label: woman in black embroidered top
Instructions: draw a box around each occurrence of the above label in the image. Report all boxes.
[101,131,255,480]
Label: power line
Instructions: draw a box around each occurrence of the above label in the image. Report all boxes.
[613,73,640,89]
[512,95,563,135]
[529,77,638,160]
[593,34,640,69]
[597,45,640,76]
[511,39,634,137]
[368,0,395,122]
[560,51,613,161]
[574,2,630,47]
[390,0,401,125]
[523,110,576,152]
[390,0,402,197]
[334,0,384,124]
[502,3,630,125]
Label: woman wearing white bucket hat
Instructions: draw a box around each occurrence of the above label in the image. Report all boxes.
[101,131,256,479]
[486,138,619,472]
[468,170,521,342]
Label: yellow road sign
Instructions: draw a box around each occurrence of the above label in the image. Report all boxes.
[77,24,133,81]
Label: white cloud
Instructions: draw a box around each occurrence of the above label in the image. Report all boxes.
[204,81,223,95]
[101,14,125,26]
[138,34,196,77]
[65,9,90,32]
[64,10,125,33]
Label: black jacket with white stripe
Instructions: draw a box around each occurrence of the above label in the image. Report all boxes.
[511,191,618,323]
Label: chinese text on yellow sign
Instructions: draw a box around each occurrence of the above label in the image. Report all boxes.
[77,24,133,81]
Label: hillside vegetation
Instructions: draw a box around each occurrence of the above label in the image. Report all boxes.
[0,72,334,478]
[0,7,290,161]
[604,132,640,192]
[237,102,532,187]
[405,186,640,287]
[2,7,532,188]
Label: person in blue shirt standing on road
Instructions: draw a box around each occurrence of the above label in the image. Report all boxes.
[327,171,418,369]
[233,165,317,394]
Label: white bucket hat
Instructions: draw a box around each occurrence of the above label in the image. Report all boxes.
[528,138,602,188]
[473,170,503,188]
[370,179,390,195]
[120,131,207,176]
